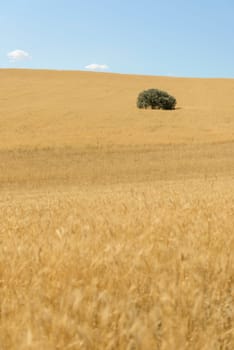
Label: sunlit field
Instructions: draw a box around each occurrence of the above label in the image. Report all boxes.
[0,69,233,349]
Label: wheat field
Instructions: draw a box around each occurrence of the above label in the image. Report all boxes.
[0,69,233,349]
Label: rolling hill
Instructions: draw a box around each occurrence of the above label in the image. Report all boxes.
[1,69,234,188]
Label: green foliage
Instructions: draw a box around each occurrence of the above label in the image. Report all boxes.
[137,88,176,110]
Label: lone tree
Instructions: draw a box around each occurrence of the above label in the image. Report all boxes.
[137,88,176,110]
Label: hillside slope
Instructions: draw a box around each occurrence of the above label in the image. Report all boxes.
[1,69,234,150]
[1,69,234,188]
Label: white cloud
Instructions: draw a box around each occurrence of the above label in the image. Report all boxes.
[7,49,31,62]
[85,63,109,71]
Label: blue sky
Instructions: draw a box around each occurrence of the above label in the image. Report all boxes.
[1,0,234,77]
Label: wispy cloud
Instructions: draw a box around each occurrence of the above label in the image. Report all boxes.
[7,49,31,62]
[85,63,109,71]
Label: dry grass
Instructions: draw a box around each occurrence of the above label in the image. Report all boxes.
[0,69,234,349]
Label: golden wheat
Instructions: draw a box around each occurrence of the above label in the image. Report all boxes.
[0,70,234,349]
[0,180,233,349]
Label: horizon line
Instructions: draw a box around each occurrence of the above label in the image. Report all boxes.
[0,67,234,80]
